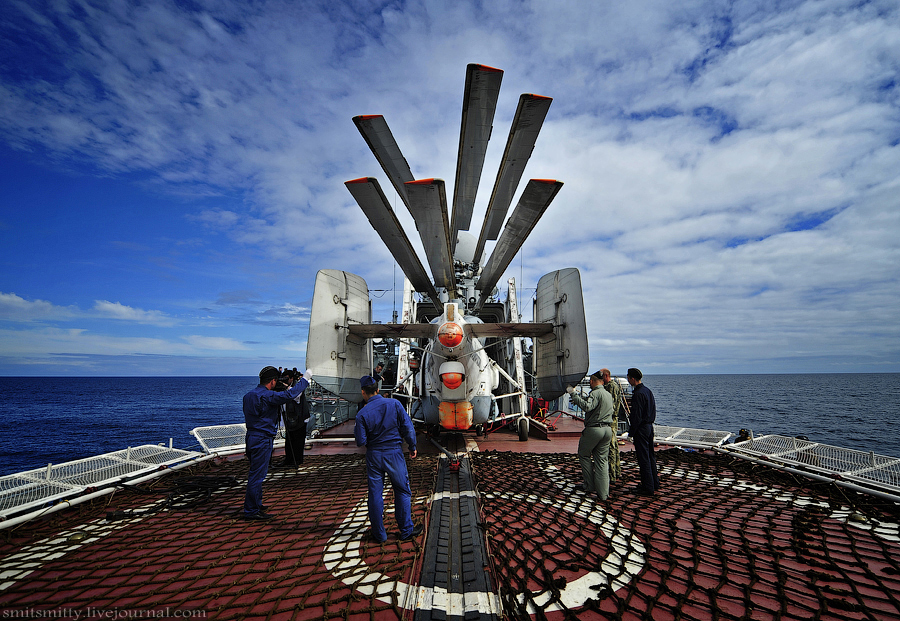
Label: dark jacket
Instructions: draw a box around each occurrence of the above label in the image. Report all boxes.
[243,379,309,437]
[629,383,656,430]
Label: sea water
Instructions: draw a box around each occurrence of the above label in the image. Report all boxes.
[0,377,253,477]
[647,373,899,456]
[1,374,898,477]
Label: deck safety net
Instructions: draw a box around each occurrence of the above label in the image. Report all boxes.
[729,434,900,495]
[654,425,733,447]
[189,424,300,455]
[190,423,248,454]
[0,445,202,520]
[0,454,437,619]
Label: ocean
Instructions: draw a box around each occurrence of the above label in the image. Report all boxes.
[1,374,898,477]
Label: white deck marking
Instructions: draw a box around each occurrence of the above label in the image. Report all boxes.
[322,494,503,616]
[482,464,647,614]
[661,465,900,542]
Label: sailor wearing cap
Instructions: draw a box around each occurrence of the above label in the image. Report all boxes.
[627,367,660,495]
[354,375,423,542]
[242,365,312,520]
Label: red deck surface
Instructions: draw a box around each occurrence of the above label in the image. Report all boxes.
[2,416,899,620]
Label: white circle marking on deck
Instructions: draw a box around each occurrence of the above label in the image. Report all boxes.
[322,463,647,617]
[321,495,501,616]
[479,464,647,614]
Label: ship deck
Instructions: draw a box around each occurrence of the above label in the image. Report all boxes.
[2,413,900,620]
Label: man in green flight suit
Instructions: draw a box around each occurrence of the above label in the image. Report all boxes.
[566,370,615,500]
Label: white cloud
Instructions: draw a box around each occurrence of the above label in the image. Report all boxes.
[0,327,192,357]
[0,0,897,374]
[0,293,78,322]
[280,341,308,353]
[182,335,248,350]
[93,301,177,326]
[0,326,260,362]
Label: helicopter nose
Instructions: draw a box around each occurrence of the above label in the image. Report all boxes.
[437,322,464,348]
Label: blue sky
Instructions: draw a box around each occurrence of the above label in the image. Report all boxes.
[0,0,898,376]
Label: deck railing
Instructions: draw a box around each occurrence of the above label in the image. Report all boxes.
[726,433,900,496]
[653,424,900,501]
[0,445,204,525]
[653,425,733,448]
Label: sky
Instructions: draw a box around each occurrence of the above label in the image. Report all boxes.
[0,0,898,377]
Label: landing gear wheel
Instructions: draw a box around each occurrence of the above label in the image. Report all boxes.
[475,424,484,437]
[518,417,529,442]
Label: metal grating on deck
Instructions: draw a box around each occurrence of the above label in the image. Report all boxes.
[190,423,293,455]
[190,423,248,453]
[729,434,900,494]
[654,425,733,447]
[0,445,202,520]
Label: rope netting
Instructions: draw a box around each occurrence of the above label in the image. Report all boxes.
[470,448,900,621]
[0,454,437,621]
[5,445,900,621]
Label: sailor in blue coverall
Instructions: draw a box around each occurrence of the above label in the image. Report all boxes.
[242,365,311,520]
[354,375,423,543]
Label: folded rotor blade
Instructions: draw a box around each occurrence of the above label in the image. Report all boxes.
[353,115,415,214]
[345,177,440,304]
[474,94,552,262]
[476,179,563,304]
[405,179,457,291]
[348,323,437,340]
[465,322,554,338]
[450,64,503,251]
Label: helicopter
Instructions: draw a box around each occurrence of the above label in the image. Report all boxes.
[306,63,588,440]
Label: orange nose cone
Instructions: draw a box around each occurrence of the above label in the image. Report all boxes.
[437,322,464,348]
[442,372,464,390]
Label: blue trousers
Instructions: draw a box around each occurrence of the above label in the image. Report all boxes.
[633,424,660,492]
[365,447,414,541]
[244,431,274,516]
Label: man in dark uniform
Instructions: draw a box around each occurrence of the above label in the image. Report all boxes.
[354,375,423,543]
[627,367,660,495]
[242,365,311,520]
[373,362,385,382]
[280,370,310,468]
